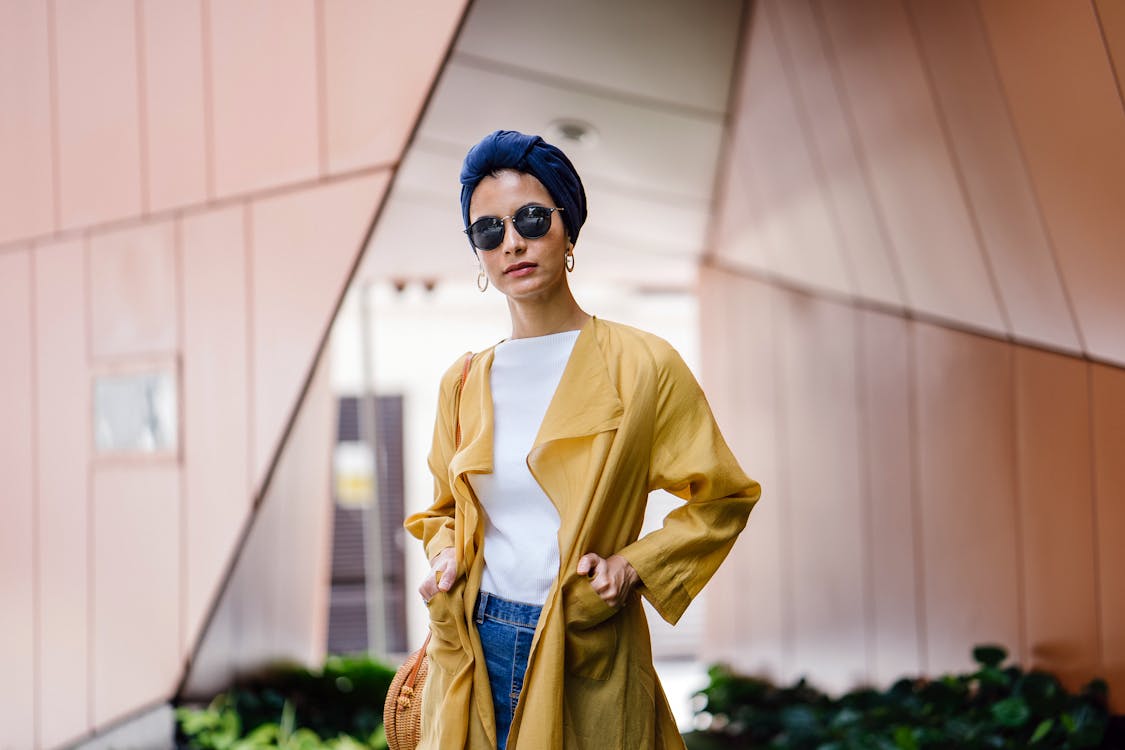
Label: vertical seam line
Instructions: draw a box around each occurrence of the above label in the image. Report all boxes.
[768,0,861,297]
[771,288,796,676]
[244,201,255,499]
[902,1,1014,337]
[200,0,216,200]
[1091,0,1125,116]
[314,0,329,176]
[174,214,188,666]
[509,629,520,705]
[906,320,928,673]
[134,0,150,216]
[46,0,62,230]
[29,247,43,750]
[809,0,912,309]
[701,0,753,263]
[972,0,1087,354]
[83,231,96,728]
[1009,347,1029,665]
[852,309,878,680]
[1087,363,1106,672]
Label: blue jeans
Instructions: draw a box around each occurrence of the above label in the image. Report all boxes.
[474,591,543,750]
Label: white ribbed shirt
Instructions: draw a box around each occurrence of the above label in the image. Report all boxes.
[468,329,579,605]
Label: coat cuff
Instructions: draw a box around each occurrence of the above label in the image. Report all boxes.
[424,526,455,562]
[618,548,692,626]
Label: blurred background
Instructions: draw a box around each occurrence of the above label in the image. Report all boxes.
[2,0,1124,747]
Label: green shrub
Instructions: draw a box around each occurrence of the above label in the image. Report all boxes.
[176,654,395,750]
[685,645,1123,750]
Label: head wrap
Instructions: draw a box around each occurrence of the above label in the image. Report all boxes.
[459,130,587,249]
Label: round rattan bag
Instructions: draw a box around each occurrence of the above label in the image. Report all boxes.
[384,632,431,750]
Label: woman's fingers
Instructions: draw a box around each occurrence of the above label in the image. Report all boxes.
[420,547,457,602]
[436,555,457,592]
[576,552,604,578]
[578,552,639,609]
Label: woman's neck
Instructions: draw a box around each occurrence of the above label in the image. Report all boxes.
[506,293,590,340]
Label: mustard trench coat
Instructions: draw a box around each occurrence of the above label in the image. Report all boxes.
[405,317,760,750]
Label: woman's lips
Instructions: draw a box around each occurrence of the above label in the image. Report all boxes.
[504,262,537,276]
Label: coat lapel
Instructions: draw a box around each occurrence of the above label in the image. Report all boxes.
[448,348,495,479]
[451,318,625,481]
[532,317,624,449]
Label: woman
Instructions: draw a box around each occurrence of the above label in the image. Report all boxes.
[405,130,760,750]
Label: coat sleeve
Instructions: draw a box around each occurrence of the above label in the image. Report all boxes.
[403,356,465,561]
[617,342,761,626]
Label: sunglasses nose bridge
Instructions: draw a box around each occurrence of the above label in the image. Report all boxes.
[497,214,528,251]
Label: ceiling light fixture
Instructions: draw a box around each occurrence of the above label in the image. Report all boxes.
[546,119,598,148]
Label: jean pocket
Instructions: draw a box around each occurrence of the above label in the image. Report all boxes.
[562,576,620,681]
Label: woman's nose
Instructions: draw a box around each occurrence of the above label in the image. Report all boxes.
[501,217,527,253]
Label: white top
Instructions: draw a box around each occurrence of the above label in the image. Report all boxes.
[468,329,580,605]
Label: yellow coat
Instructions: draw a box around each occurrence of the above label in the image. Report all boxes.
[405,317,760,750]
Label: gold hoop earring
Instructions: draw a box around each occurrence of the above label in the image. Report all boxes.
[565,252,575,273]
[477,267,489,292]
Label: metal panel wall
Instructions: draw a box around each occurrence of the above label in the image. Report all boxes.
[704,0,1125,709]
[701,266,1125,710]
[0,249,37,747]
[0,1,469,746]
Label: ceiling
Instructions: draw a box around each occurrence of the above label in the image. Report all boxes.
[358,0,745,292]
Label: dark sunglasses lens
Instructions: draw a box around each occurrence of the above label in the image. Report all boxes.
[513,206,553,239]
[469,218,504,250]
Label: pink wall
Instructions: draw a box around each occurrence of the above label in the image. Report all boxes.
[5,0,1121,741]
[182,355,337,699]
[35,238,92,748]
[704,0,1125,709]
[702,268,1125,707]
[0,249,36,749]
[714,0,1125,366]
[0,2,466,747]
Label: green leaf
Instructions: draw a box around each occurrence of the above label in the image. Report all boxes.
[1018,671,1063,715]
[326,735,369,750]
[368,723,388,750]
[231,722,278,750]
[943,717,975,743]
[1029,718,1053,744]
[972,645,1008,668]
[278,701,296,740]
[1066,703,1108,748]
[285,727,324,750]
[1081,678,1109,704]
[892,725,918,750]
[990,696,1031,728]
[977,666,1012,689]
[829,708,863,730]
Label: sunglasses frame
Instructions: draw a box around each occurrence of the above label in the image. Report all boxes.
[464,205,565,251]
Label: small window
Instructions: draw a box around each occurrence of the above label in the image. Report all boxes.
[93,368,179,455]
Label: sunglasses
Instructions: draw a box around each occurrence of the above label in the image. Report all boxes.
[464,205,565,251]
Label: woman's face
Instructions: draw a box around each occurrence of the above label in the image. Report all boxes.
[468,170,571,303]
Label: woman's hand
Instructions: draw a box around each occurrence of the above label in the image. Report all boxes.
[419,546,457,603]
[576,552,640,609]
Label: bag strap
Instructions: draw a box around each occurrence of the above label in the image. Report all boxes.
[454,352,473,449]
[405,353,471,689]
[403,631,431,696]
[394,355,473,712]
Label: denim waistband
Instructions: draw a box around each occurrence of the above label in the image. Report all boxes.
[474,591,543,628]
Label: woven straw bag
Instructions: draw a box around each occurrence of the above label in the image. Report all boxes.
[383,632,431,750]
[383,353,472,750]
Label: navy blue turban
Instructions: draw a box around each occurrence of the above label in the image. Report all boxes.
[459,130,587,249]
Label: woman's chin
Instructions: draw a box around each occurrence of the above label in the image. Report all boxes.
[497,274,565,301]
